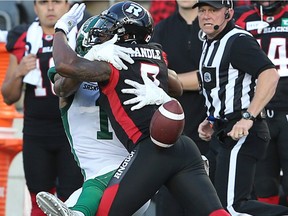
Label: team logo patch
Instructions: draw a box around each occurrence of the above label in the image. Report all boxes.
[203,72,212,83]
[282,18,288,27]
[68,20,73,27]
[266,16,274,23]
[45,35,53,41]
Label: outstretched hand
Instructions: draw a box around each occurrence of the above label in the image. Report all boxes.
[121,73,172,111]
[84,35,135,70]
[54,3,86,34]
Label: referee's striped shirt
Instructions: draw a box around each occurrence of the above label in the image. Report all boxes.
[199,22,275,119]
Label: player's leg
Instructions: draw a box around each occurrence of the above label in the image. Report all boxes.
[37,171,113,216]
[65,188,82,207]
[37,191,81,216]
[97,135,228,216]
[23,134,57,216]
[54,135,83,200]
[71,171,115,215]
[165,136,226,215]
[37,170,150,216]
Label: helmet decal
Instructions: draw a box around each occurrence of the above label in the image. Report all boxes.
[123,2,145,19]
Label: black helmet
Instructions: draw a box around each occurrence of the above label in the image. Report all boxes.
[86,1,153,45]
[255,1,287,16]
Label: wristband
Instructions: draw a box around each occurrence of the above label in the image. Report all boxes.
[55,28,66,35]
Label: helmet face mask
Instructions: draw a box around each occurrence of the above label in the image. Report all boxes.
[87,28,114,45]
[86,15,120,45]
[255,1,286,16]
[76,15,100,56]
[87,1,153,45]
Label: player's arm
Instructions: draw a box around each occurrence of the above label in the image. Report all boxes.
[122,69,183,111]
[52,3,111,82]
[1,53,37,105]
[55,75,80,98]
[48,67,81,98]
[55,74,80,109]
[48,66,81,109]
[177,70,201,91]
[53,3,132,84]
[168,69,183,97]
[53,31,112,83]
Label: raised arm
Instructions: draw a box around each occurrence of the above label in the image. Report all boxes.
[53,3,135,83]
[53,29,112,83]
[52,3,111,83]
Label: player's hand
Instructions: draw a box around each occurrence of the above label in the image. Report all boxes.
[18,54,37,76]
[54,3,86,34]
[84,35,135,70]
[122,73,172,111]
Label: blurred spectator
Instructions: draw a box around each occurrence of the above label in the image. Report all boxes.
[1,1,84,215]
[235,0,252,7]
[149,0,177,25]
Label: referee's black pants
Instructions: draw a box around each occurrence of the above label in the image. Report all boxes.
[211,118,288,216]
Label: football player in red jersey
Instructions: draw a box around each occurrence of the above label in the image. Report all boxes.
[235,0,288,206]
[49,1,231,216]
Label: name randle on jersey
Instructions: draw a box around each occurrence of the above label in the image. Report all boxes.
[130,47,161,60]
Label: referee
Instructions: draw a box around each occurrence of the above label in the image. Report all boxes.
[180,0,288,215]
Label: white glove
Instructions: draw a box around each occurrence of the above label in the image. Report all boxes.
[54,3,86,34]
[121,73,172,111]
[84,35,135,70]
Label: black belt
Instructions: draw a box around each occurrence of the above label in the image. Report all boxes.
[208,109,266,122]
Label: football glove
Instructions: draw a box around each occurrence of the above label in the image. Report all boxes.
[122,73,172,111]
[54,3,86,34]
[84,35,135,70]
